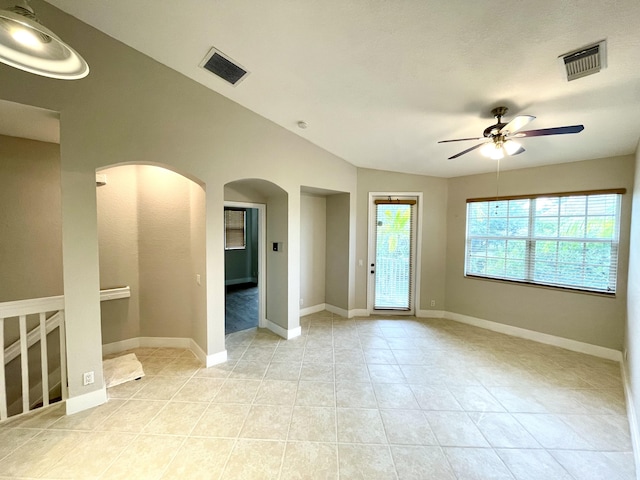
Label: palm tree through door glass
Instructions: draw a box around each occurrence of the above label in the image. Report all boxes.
[374,203,413,310]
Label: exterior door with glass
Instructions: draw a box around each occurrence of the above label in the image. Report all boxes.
[369,196,417,313]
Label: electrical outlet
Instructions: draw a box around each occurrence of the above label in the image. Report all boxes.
[196,274,201,285]
[430,300,436,307]
[83,371,94,386]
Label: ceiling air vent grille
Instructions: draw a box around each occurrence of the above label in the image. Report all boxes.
[199,48,249,86]
[560,40,606,81]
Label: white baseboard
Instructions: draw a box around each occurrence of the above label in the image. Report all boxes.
[266,319,301,340]
[300,304,326,317]
[205,349,228,367]
[325,304,349,318]
[349,309,369,318]
[102,336,226,368]
[445,311,622,362]
[620,360,640,479]
[417,309,445,319]
[66,387,107,415]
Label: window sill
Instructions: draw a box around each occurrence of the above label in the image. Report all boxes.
[464,274,617,298]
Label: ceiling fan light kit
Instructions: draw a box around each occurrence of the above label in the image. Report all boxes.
[438,106,584,160]
[0,0,89,79]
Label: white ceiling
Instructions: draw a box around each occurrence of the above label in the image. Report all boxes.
[44,0,640,177]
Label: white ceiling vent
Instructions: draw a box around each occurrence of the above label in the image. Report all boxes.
[559,40,607,81]
[199,47,249,86]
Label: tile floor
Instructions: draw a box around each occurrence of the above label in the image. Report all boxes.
[0,312,635,479]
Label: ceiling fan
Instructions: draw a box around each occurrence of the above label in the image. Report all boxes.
[438,106,584,160]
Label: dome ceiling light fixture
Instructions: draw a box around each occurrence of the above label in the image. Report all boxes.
[0,0,89,80]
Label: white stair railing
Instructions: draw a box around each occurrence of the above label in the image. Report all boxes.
[0,295,66,421]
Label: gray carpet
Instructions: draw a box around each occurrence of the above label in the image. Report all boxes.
[225,283,258,334]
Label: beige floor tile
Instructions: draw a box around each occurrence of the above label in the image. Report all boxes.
[368,364,406,383]
[272,347,305,363]
[468,412,540,448]
[100,399,166,433]
[409,384,463,411]
[303,347,334,363]
[334,348,365,364]
[338,444,397,480]
[380,409,437,445]
[391,446,456,480]
[42,431,136,479]
[107,376,151,398]
[512,413,592,449]
[365,348,398,365]
[221,439,285,480]
[254,380,298,406]
[162,437,235,479]
[133,376,188,400]
[239,404,292,440]
[424,411,489,447]
[300,363,334,382]
[193,362,236,379]
[550,449,634,480]
[0,428,41,461]
[191,403,250,437]
[280,442,338,480]
[447,385,505,412]
[265,361,302,381]
[240,346,276,362]
[172,377,225,402]
[444,447,514,480]
[558,413,632,451]
[603,452,637,480]
[495,449,574,480]
[213,378,261,403]
[575,388,628,415]
[288,406,337,442]
[143,401,207,435]
[488,387,548,413]
[336,382,377,408]
[229,360,269,380]
[296,381,335,407]
[334,364,370,383]
[156,358,201,377]
[101,434,185,479]
[0,430,85,478]
[373,383,420,409]
[337,408,387,444]
[48,399,126,431]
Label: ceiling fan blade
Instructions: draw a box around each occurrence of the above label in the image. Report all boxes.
[448,142,486,160]
[516,125,584,137]
[510,145,526,156]
[500,115,535,135]
[438,137,484,143]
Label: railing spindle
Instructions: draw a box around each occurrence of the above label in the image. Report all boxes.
[39,312,49,407]
[0,318,6,421]
[19,315,29,413]
[59,313,67,401]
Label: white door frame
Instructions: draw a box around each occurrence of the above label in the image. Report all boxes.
[224,201,266,328]
[367,192,423,315]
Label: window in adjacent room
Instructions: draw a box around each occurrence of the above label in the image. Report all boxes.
[465,189,625,294]
[224,208,246,250]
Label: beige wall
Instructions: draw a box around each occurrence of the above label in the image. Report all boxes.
[96,165,140,344]
[625,143,640,438]
[0,135,62,302]
[300,194,326,309]
[1,1,357,401]
[326,193,351,310]
[446,156,635,350]
[97,165,206,347]
[356,168,448,313]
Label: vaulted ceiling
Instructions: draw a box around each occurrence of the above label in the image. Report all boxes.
[44,0,640,177]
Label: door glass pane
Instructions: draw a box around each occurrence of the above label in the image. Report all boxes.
[374,204,412,310]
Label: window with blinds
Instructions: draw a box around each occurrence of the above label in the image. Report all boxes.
[465,190,624,294]
[224,209,246,250]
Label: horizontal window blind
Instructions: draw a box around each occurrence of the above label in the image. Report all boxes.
[224,209,246,250]
[465,190,623,294]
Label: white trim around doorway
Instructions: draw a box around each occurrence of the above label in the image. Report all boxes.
[224,201,266,329]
